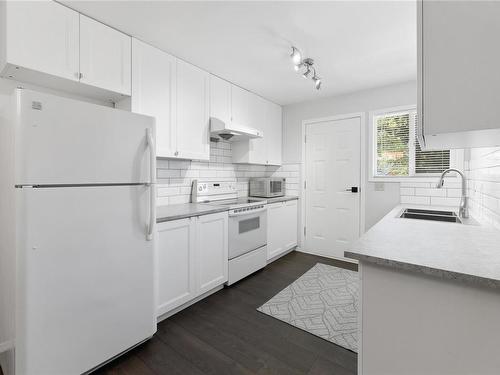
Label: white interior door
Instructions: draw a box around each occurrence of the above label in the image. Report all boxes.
[17,185,156,375]
[304,116,361,259]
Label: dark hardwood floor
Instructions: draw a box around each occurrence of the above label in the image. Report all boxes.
[95,251,358,375]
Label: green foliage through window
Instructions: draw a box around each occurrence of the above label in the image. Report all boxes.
[374,109,450,177]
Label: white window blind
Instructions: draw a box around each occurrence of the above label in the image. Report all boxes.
[374,108,450,177]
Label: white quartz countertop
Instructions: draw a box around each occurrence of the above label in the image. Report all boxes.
[345,205,500,288]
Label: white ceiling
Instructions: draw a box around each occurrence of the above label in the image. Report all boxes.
[62,1,417,106]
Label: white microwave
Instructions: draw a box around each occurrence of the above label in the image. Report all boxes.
[249,178,285,198]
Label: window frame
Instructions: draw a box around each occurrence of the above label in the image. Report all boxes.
[368,105,463,182]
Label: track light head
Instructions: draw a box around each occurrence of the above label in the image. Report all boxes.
[314,77,322,90]
[312,72,321,89]
[302,67,313,79]
[290,46,302,66]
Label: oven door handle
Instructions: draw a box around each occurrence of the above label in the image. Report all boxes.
[229,207,267,217]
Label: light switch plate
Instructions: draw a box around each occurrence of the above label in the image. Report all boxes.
[374,182,385,191]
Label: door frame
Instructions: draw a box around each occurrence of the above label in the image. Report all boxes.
[300,112,366,261]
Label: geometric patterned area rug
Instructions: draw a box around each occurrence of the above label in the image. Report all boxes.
[257,263,359,352]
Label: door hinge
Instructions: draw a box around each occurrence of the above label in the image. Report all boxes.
[304,180,306,189]
[304,227,306,236]
[304,135,307,143]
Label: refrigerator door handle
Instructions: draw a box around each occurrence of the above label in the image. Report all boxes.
[146,128,156,241]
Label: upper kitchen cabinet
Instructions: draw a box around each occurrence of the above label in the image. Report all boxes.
[266,101,283,166]
[209,75,232,126]
[0,1,79,82]
[175,59,210,160]
[131,39,177,158]
[418,0,500,149]
[130,39,209,160]
[79,15,131,96]
[0,1,131,101]
[232,95,283,166]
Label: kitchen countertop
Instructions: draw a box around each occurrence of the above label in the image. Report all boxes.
[156,203,229,223]
[252,196,299,204]
[345,204,500,289]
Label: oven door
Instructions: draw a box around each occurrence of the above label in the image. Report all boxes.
[228,207,267,259]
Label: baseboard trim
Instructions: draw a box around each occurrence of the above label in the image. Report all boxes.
[157,284,224,323]
[296,248,358,264]
[267,246,296,264]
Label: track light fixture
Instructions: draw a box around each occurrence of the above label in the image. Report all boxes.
[290,47,322,90]
[313,74,321,90]
[290,46,302,66]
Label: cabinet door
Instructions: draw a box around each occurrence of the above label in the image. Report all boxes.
[248,95,268,164]
[196,212,228,294]
[267,202,286,260]
[283,200,298,250]
[79,15,131,95]
[131,39,176,158]
[210,75,231,125]
[420,1,500,145]
[176,59,210,160]
[156,218,196,316]
[266,102,283,166]
[5,1,79,81]
[231,85,252,127]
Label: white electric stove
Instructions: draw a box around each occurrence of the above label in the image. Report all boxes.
[191,180,268,285]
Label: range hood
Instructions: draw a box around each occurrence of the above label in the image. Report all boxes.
[210,117,263,141]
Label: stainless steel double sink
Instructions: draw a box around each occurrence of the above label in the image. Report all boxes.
[399,208,462,223]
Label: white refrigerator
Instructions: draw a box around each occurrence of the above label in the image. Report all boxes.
[0,89,157,374]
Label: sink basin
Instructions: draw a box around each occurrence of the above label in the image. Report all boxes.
[399,208,462,223]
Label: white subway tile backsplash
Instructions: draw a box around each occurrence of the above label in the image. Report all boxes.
[156,141,300,206]
[157,169,181,178]
[429,197,461,207]
[466,146,500,227]
[414,188,447,197]
[400,182,431,188]
[401,195,431,205]
[400,187,414,196]
[446,189,462,198]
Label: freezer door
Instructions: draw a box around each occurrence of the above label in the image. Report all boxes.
[14,89,155,185]
[16,185,156,374]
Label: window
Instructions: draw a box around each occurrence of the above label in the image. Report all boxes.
[372,106,451,178]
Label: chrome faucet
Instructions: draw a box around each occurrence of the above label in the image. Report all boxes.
[436,168,469,218]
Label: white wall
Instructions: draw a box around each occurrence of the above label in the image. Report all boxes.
[283,80,417,229]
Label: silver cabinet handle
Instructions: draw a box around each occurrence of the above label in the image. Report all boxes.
[146,128,156,241]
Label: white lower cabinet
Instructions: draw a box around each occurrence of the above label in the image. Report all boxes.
[156,212,228,317]
[197,212,228,295]
[267,199,298,261]
[156,218,196,316]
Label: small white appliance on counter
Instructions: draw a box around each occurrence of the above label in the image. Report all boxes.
[191,180,268,285]
[0,89,157,375]
[249,178,285,198]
